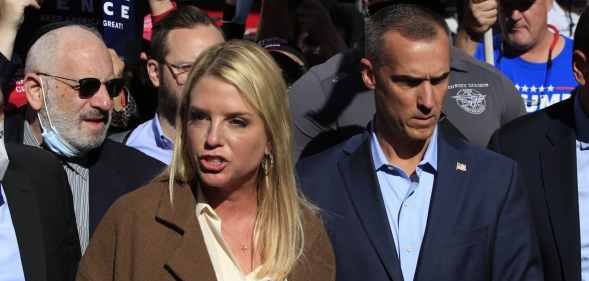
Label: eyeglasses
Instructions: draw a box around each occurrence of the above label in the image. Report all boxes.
[37,72,125,99]
[163,62,193,86]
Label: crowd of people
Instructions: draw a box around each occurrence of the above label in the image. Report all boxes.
[1,0,589,281]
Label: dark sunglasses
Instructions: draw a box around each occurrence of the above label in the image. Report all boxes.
[37,72,125,99]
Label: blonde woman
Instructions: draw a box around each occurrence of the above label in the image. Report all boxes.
[76,40,335,281]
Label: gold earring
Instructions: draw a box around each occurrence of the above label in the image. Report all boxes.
[262,153,274,176]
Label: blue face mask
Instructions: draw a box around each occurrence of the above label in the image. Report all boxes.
[38,79,81,158]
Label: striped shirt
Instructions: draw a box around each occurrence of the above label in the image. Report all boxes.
[23,121,90,253]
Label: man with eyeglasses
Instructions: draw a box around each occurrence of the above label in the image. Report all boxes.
[116,6,224,165]
[4,22,165,254]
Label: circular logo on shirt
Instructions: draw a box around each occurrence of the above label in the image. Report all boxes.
[452,88,487,115]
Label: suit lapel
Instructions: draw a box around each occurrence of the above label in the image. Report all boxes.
[414,124,471,281]
[3,164,47,281]
[337,134,404,281]
[88,148,125,235]
[155,182,217,281]
[541,103,580,281]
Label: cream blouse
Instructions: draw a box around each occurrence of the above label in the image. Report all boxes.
[195,194,287,281]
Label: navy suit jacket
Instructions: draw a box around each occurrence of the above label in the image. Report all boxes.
[297,122,543,281]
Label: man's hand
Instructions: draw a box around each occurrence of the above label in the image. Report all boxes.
[147,0,173,17]
[462,0,498,36]
[456,0,497,56]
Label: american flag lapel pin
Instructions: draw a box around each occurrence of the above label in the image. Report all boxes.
[456,162,467,172]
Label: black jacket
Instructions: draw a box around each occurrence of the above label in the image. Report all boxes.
[4,143,81,281]
[489,96,580,281]
[4,110,166,234]
[0,52,17,95]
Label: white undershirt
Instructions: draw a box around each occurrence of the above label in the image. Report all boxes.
[0,185,25,281]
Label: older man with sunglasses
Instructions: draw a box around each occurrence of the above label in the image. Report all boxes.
[3,22,165,254]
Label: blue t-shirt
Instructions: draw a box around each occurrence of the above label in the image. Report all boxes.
[474,35,577,113]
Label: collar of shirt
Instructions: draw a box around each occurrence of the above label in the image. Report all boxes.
[152,114,174,150]
[194,189,273,281]
[23,121,89,172]
[23,120,40,147]
[195,188,231,267]
[574,90,589,150]
[370,126,438,176]
[196,188,217,219]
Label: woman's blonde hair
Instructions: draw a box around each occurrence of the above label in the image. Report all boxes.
[168,40,312,280]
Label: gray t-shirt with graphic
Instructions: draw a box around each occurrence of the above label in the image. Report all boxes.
[289,47,524,160]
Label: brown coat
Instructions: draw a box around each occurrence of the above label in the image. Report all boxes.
[76,179,335,281]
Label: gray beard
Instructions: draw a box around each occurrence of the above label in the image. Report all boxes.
[41,99,110,154]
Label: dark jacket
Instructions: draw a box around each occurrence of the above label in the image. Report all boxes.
[0,52,18,96]
[0,53,14,85]
[297,122,543,281]
[4,143,81,281]
[4,110,166,234]
[489,96,581,281]
[77,180,336,281]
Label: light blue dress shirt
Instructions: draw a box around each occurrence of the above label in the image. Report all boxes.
[126,114,174,165]
[370,126,438,281]
[0,185,25,281]
[574,93,589,281]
